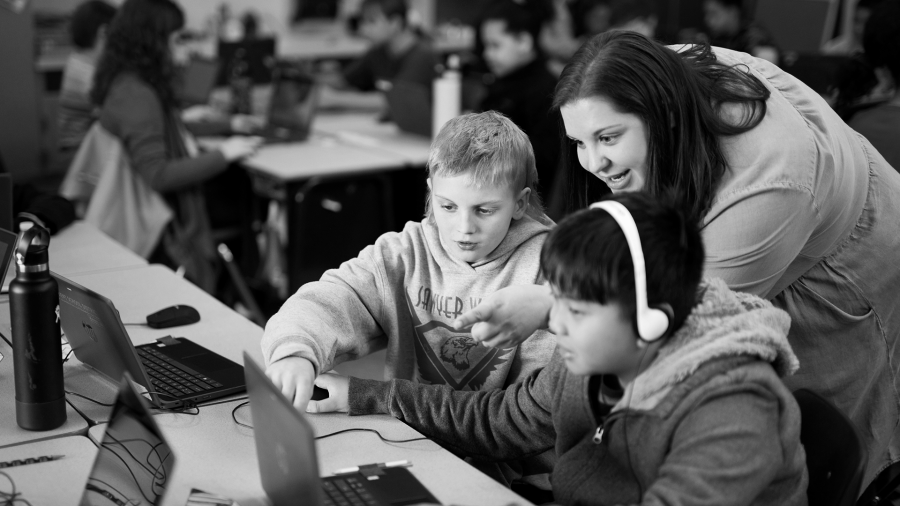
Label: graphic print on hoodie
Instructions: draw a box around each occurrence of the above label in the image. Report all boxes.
[406,290,514,390]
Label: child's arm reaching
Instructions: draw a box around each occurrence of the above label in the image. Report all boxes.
[262,232,411,410]
[316,356,566,462]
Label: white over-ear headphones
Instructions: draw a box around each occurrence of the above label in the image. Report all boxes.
[589,200,671,342]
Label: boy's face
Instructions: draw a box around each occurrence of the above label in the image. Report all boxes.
[481,20,535,78]
[359,5,399,44]
[428,174,529,264]
[549,291,644,378]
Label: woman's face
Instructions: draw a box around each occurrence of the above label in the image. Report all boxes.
[560,97,649,193]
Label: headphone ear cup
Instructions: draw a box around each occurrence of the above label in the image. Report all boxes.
[637,305,673,342]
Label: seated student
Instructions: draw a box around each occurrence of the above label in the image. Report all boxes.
[314,192,808,506]
[698,0,779,63]
[85,0,262,291]
[849,0,900,172]
[263,110,555,404]
[57,0,117,161]
[329,0,438,92]
[479,0,559,203]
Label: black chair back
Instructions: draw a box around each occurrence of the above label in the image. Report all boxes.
[793,388,867,506]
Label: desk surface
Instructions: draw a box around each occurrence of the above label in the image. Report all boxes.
[0,436,97,501]
[241,135,408,182]
[314,112,432,166]
[3,221,148,293]
[85,400,529,506]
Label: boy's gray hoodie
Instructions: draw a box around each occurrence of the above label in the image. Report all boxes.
[348,278,809,506]
[261,214,557,391]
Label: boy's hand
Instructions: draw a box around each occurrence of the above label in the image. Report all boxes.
[453,285,554,348]
[308,373,350,413]
[265,356,316,410]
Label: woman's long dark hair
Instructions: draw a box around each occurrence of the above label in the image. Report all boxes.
[91,0,184,109]
[552,31,770,223]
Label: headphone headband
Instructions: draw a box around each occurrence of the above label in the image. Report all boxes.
[589,201,669,342]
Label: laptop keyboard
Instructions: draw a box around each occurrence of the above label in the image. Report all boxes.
[322,476,381,506]
[137,347,223,398]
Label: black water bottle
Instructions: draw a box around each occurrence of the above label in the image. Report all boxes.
[10,225,66,431]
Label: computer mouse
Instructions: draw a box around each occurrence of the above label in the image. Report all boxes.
[311,386,329,401]
[146,305,201,329]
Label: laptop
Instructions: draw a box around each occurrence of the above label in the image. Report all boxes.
[178,56,220,107]
[81,372,177,506]
[385,80,431,137]
[254,62,320,143]
[54,272,246,408]
[0,227,16,294]
[243,352,441,506]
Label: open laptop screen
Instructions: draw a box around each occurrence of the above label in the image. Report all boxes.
[81,373,176,506]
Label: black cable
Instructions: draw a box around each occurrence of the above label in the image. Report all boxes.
[86,477,140,506]
[88,434,159,504]
[66,390,115,406]
[229,401,430,443]
[61,349,74,364]
[0,471,33,506]
[122,323,149,327]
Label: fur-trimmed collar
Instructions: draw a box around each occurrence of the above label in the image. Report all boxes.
[613,278,797,412]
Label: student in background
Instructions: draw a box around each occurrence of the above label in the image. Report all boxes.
[262,111,557,493]
[57,0,116,159]
[87,0,261,290]
[336,0,438,92]
[822,0,882,55]
[314,192,807,506]
[479,0,559,204]
[700,0,778,63]
[608,0,658,38]
[850,0,900,171]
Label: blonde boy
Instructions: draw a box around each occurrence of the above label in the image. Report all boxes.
[262,111,556,413]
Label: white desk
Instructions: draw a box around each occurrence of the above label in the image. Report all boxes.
[0,436,97,501]
[314,111,432,166]
[3,221,148,294]
[84,400,529,506]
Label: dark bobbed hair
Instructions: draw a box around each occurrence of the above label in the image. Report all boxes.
[541,191,705,334]
[708,0,743,8]
[91,0,185,109]
[480,0,552,48]
[552,31,770,223]
[863,0,900,82]
[361,0,408,27]
[70,0,117,49]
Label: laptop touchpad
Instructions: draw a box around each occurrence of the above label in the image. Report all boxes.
[181,352,238,373]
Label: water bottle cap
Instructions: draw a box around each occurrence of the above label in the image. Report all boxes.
[15,226,50,270]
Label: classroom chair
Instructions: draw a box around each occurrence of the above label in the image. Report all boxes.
[793,388,867,506]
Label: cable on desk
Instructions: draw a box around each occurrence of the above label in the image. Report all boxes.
[229,402,430,443]
[61,349,74,363]
[0,471,33,506]
[86,478,139,506]
[66,389,115,407]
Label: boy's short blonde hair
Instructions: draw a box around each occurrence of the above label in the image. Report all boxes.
[425,111,543,219]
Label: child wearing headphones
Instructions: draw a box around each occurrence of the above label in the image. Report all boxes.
[315,191,808,505]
